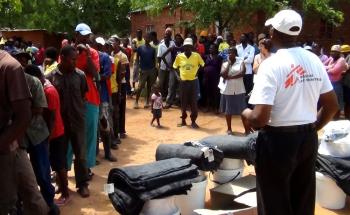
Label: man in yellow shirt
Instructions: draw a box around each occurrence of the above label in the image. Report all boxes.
[173,38,205,128]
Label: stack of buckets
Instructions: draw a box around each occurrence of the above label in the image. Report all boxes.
[212,158,244,187]
[141,172,208,215]
[140,159,245,215]
[316,172,347,210]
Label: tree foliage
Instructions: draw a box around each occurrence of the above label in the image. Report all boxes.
[129,0,347,34]
[0,0,131,36]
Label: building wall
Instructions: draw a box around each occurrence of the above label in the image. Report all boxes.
[1,30,63,49]
[131,2,350,50]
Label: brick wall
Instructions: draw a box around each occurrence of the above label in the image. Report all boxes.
[131,1,350,50]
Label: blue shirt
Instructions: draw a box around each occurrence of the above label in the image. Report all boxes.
[99,52,112,103]
[137,45,156,71]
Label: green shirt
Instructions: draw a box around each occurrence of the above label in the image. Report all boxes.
[23,74,49,147]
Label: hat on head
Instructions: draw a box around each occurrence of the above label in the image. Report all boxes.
[265,9,303,36]
[95,37,105,46]
[341,45,350,53]
[183,38,193,46]
[200,30,208,37]
[331,45,341,52]
[165,27,172,33]
[217,36,223,40]
[304,45,312,51]
[258,33,266,42]
[75,23,92,36]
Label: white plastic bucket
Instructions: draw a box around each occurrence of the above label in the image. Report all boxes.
[316,172,346,210]
[140,196,180,215]
[211,168,243,187]
[219,159,244,170]
[175,176,208,215]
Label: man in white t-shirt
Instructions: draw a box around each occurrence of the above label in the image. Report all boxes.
[236,34,255,94]
[241,10,338,215]
[157,28,175,100]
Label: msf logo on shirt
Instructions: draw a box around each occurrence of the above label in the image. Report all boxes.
[284,64,305,88]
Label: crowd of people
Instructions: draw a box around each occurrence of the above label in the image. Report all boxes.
[0,8,347,215]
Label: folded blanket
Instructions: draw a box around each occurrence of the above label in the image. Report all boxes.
[199,133,258,163]
[156,143,224,171]
[316,154,350,195]
[107,158,202,215]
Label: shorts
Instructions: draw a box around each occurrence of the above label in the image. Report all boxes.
[152,109,162,118]
[139,69,157,89]
[49,135,67,171]
[133,62,140,83]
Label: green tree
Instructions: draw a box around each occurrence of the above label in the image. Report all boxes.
[0,0,131,36]
[129,0,346,34]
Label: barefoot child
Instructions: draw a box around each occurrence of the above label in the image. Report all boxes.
[151,84,163,127]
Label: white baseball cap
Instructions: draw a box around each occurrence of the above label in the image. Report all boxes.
[265,10,302,36]
[95,37,106,46]
[183,38,193,46]
[75,23,92,36]
[304,45,312,50]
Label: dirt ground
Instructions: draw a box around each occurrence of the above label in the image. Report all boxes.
[60,99,350,215]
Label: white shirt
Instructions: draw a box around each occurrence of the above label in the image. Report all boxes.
[157,40,175,70]
[236,43,255,75]
[219,58,246,95]
[249,47,333,126]
[151,93,163,109]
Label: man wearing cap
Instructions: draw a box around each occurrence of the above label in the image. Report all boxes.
[242,10,338,215]
[173,38,205,128]
[94,37,117,162]
[74,23,100,196]
[325,44,349,119]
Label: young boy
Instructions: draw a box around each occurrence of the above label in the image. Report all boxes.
[151,84,163,128]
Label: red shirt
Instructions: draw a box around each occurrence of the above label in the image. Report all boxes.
[44,81,64,139]
[196,43,205,57]
[76,47,100,106]
[124,46,132,61]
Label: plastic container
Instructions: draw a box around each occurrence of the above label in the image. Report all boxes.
[175,176,208,215]
[211,168,243,186]
[219,158,244,170]
[140,196,180,215]
[316,172,346,210]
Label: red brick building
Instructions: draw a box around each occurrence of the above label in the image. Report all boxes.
[130,1,350,51]
[1,29,65,49]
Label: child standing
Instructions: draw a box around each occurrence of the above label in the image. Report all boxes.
[151,84,163,127]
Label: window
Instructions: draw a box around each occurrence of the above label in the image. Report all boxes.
[146,25,154,33]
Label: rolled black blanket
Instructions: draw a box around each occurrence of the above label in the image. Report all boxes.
[199,132,258,163]
[107,158,202,215]
[316,154,350,195]
[156,142,224,171]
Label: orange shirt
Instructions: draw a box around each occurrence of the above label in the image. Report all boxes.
[76,47,100,106]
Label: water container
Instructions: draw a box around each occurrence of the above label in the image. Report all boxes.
[211,168,243,187]
[316,172,346,210]
[219,159,244,170]
[140,196,180,215]
[175,176,208,215]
